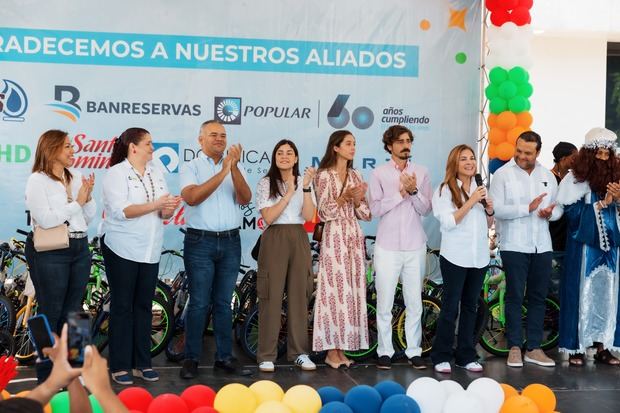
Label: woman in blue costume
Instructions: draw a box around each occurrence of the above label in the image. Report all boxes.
[556,127,620,366]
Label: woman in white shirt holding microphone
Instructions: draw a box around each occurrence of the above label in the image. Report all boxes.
[431,144,494,374]
[101,127,181,385]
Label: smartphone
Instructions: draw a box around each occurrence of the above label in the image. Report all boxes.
[27,314,55,360]
[67,312,92,366]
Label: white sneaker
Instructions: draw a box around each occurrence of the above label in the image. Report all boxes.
[456,361,483,372]
[259,361,275,372]
[434,362,451,373]
[294,354,317,371]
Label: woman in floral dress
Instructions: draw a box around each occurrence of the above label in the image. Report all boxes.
[312,129,371,368]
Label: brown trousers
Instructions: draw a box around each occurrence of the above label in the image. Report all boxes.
[257,224,314,362]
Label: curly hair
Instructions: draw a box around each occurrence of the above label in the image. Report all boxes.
[572,147,620,196]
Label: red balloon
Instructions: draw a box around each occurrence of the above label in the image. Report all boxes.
[490,10,510,26]
[147,394,189,413]
[181,385,217,410]
[485,0,502,12]
[498,0,519,10]
[511,7,531,26]
[517,0,534,10]
[118,387,153,413]
[191,408,218,413]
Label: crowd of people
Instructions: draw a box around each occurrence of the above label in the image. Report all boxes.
[15,120,620,408]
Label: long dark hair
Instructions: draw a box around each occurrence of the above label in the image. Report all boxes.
[572,147,620,196]
[32,129,73,183]
[264,139,300,199]
[318,130,354,170]
[110,127,150,166]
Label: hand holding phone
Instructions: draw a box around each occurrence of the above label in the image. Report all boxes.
[67,312,92,367]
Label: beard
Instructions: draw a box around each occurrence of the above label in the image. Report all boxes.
[396,151,411,160]
[588,159,616,195]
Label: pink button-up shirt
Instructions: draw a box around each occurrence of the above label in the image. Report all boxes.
[368,159,432,251]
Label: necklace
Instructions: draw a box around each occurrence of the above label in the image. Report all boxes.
[131,167,155,202]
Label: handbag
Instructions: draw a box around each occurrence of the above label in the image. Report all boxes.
[33,175,73,252]
[312,171,348,243]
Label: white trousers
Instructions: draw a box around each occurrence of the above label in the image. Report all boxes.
[374,244,426,358]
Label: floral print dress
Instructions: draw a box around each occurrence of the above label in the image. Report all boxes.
[312,168,371,351]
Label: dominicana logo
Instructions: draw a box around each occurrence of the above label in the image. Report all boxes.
[0,79,28,122]
[214,97,242,124]
[327,94,373,130]
[152,143,180,173]
[47,85,82,122]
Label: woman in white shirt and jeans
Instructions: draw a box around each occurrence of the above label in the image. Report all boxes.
[101,127,181,385]
[24,129,95,382]
[431,144,494,374]
[255,139,317,372]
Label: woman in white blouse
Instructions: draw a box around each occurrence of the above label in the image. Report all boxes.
[101,127,181,385]
[430,144,494,374]
[255,139,317,372]
[24,129,95,382]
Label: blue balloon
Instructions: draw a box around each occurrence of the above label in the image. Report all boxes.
[374,381,405,401]
[344,385,382,413]
[380,395,421,413]
[320,401,355,413]
[318,386,345,405]
[489,157,508,174]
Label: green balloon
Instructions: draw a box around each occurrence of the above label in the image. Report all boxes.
[50,391,70,413]
[508,96,528,113]
[508,66,529,84]
[89,395,104,413]
[499,81,518,99]
[455,52,467,64]
[489,98,508,114]
[524,98,531,111]
[485,84,499,100]
[518,82,533,98]
[489,67,508,85]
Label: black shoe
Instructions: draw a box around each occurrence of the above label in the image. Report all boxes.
[180,359,198,379]
[214,358,253,376]
[377,355,392,370]
[408,356,427,370]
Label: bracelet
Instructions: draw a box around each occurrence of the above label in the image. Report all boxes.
[485,209,495,217]
[303,187,312,193]
[408,189,418,196]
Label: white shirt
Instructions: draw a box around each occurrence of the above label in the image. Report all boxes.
[25,169,96,232]
[489,159,561,254]
[256,176,311,225]
[432,180,490,268]
[101,160,169,263]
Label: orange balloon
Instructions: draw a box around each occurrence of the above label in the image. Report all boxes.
[44,403,52,413]
[14,390,30,398]
[496,142,515,161]
[522,384,556,413]
[497,111,518,131]
[516,111,533,128]
[488,144,498,159]
[488,113,498,128]
[489,128,507,145]
[500,395,539,413]
[507,127,527,146]
[500,383,519,401]
[1,390,10,400]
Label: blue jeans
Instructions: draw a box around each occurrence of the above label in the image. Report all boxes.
[25,233,90,382]
[183,229,240,362]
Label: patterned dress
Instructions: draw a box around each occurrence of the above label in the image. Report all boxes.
[312,168,371,351]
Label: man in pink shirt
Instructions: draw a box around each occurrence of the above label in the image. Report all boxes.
[368,124,432,370]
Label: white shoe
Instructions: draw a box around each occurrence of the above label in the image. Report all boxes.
[259,361,275,372]
[294,354,317,371]
[456,361,483,372]
[434,362,451,373]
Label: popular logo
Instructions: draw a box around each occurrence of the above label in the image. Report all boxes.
[153,143,180,173]
[48,85,81,122]
[0,79,28,122]
[214,97,242,124]
[326,94,373,130]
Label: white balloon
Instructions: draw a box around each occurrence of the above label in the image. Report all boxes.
[406,377,446,413]
[467,378,504,413]
[442,391,485,413]
[439,380,464,397]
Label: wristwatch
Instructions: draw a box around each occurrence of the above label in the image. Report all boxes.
[303,187,312,193]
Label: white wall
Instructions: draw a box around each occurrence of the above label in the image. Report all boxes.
[529,34,608,168]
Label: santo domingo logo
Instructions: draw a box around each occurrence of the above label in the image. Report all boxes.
[0,79,28,122]
[326,94,373,130]
[47,85,82,122]
[214,97,242,125]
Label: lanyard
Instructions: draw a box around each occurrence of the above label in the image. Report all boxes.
[132,168,155,203]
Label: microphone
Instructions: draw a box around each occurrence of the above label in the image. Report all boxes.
[474,173,488,208]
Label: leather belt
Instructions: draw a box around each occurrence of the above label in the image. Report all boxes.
[186,227,240,238]
[68,232,88,239]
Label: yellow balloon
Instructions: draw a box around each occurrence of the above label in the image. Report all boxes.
[1,390,11,400]
[214,383,258,413]
[282,385,322,413]
[249,380,285,404]
[255,400,293,413]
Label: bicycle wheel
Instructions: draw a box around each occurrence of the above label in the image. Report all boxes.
[13,303,38,364]
[149,293,174,357]
[240,304,286,362]
[0,294,16,333]
[344,301,378,361]
[540,295,560,351]
[473,296,489,347]
[479,298,527,357]
[394,295,441,357]
[156,280,173,303]
[0,330,15,356]
[165,327,186,362]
